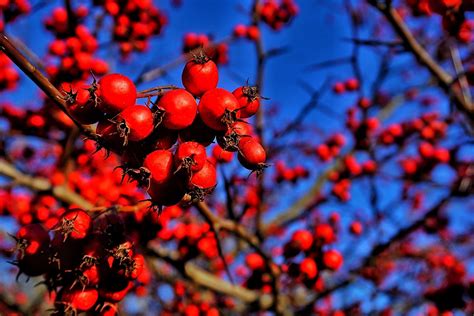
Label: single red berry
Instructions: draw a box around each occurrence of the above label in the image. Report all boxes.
[233,86,261,118]
[143,150,174,184]
[314,224,335,244]
[58,287,98,312]
[96,118,127,153]
[182,55,218,97]
[245,253,265,270]
[63,83,103,125]
[291,229,313,251]
[175,141,207,172]
[233,24,247,37]
[199,88,240,131]
[157,89,197,130]
[237,138,267,171]
[15,224,50,258]
[350,221,363,235]
[333,82,345,94]
[98,73,137,116]
[189,160,217,191]
[300,258,318,279]
[323,249,343,270]
[55,209,91,240]
[345,78,360,91]
[212,145,234,163]
[246,26,260,40]
[116,105,154,142]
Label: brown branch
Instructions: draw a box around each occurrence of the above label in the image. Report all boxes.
[263,94,405,231]
[146,243,275,310]
[0,159,94,209]
[300,195,451,309]
[369,3,473,125]
[195,201,260,249]
[0,33,96,139]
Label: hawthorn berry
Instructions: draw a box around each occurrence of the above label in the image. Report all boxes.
[57,287,99,313]
[182,54,219,97]
[199,88,240,131]
[175,141,207,172]
[157,89,197,130]
[233,85,261,118]
[98,73,137,116]
[55,209,91,241]
[116,105,154,143]
[237,137,267,171]
[323,249,343,271]
[188,160,217,200]
[143,150,174,184]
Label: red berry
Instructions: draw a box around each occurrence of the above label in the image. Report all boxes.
[143,150,174,184]
[246,26,260,40]
[323,249,343,270]
[233,86,261,118]
[175,141,207,172]
[237,138,266,170]
[116,105,154,142]
[63,83,103,125]
[58,287,98,312]
[15,224,50,258]
[157,89,197,130]
[314,224,335,244]
[350,221,363,235]
[291,229,313,251]
[345,78,360,91]
[56,209,91,240]
[212,145,234,163]
[333,82,345,94]
[233,24,247,37]
[245,253,265,270]
[98,73,137,116]
[199,88,240,131]
[182,57,218,97]
[300,258,318,279]
[189,160,217,190]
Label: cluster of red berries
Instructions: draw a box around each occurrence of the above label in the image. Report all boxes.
[405,0,461,16]
[400,143,451,178]
[314,133,346,162]
[277,224,343,289]
[404,0,473,43]
[256,0,298,30]
[274,161,309,183]
[346,108,380,149]
[11,209,150,315]
[182,33,229,65]
[46,24,109,83]
[93,0,167,56]
[328,155,377,201]
[44,6,88,37]
[378,112,447,145]
[0,52,20,91]
[332,78,360,94]
[62,53,266,209]
[233,24,261,41]
[0,0,30,30]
